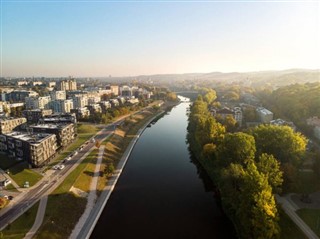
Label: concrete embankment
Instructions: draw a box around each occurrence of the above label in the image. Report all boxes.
[74,110,165,239]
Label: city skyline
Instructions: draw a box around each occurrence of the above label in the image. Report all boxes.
[1,1,319,77]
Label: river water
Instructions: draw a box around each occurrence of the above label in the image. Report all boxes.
[91,97,237,239]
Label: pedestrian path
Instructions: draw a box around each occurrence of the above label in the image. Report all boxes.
[69,145,105,239]
[276,195,319,239]
[24,194,48,239]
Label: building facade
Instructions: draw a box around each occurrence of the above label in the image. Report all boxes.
[0,117,27,134]
[23,109,53,123]
[30,123,75,149]
[256,107,274,123]
[0,132,57,167]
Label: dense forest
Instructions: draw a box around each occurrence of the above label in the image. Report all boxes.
[187,90,307,239]
[257,82,320,134]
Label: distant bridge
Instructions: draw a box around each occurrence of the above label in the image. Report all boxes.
[174,91,199,100]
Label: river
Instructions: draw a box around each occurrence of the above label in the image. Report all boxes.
[91,97,237,239]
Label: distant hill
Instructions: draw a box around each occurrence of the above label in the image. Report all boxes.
[97,69,319,88]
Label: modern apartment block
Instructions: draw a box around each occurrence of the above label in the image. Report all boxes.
[25,96,51,110]
[50,90,66,100]
[4,90,38,102]
[256,107,274,123]
[0,117,27,134]
[0,131,57,167]
[40,113,77,124]
[72,95,88,109]
[50,99,73,113]
[57,79,77,91]
[30,123,75,149]
[23,109,53,123]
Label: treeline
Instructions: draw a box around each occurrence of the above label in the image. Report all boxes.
[188,92,307,239]
[258,82,320,134]
[79,101,148,124]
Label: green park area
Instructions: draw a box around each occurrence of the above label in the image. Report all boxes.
[297,209,320,237]
[1,202,40,239]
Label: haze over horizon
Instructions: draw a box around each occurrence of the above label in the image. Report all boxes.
[1,1,319,77]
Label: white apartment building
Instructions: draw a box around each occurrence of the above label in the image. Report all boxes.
[50,90,66,100]
[72,95,88,109]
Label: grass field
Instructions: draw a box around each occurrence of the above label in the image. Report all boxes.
[278,207,308,239]
[72,149,98,192]
[297,208,320,237]
[33,148,97,239]
[8,163,42,187]
[1,202,40,239]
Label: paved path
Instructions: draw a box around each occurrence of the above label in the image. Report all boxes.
[24,194,48,239]
[276,195,320,239]
[69,146,105,239]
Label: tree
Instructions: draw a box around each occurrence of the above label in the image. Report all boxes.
[220,162,280,239]
[203,90,217,104]
[217,132,256,167]
[95,140,101,148]
[250,125,307,166]
[256,153,283,193]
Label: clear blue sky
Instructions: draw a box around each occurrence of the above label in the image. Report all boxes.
[1,0,319,77]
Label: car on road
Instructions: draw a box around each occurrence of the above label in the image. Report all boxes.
[66,156,71,161]
[52,165,59,170]
[90,138,96,143]
[58,165,65,170]
[79,146,84,151]
[74,151,78,156]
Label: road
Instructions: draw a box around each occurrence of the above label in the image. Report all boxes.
[0,102,163,231]
[0,126,114,231]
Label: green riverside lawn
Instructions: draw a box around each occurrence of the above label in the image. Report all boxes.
[297,208,320,237]
[0,124,99,239]
[1,202,40,239]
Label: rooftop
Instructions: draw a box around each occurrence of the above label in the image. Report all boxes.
[4,131,53,144]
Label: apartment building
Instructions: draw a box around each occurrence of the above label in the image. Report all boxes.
[0,117,27,134]
[0,132,57,167]
[50,99,73,113]
[57,79,77,91]
[40,113,77,124]
[4,90,38,102]
[23,109,53,123]
[72,95,88,109]
[30,123,75,149]
[25,96,51,110]
[50,90,66,100]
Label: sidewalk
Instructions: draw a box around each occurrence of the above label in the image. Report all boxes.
[276,195,320,239]
[24,194,48,239]
[69,146,105,239]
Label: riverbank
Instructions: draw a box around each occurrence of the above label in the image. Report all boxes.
[74,109,166,239]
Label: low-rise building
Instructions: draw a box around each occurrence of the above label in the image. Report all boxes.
[256,107,273,123]
[270,118,296,131]
[0,117,27,134]
[0,131,57,167]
